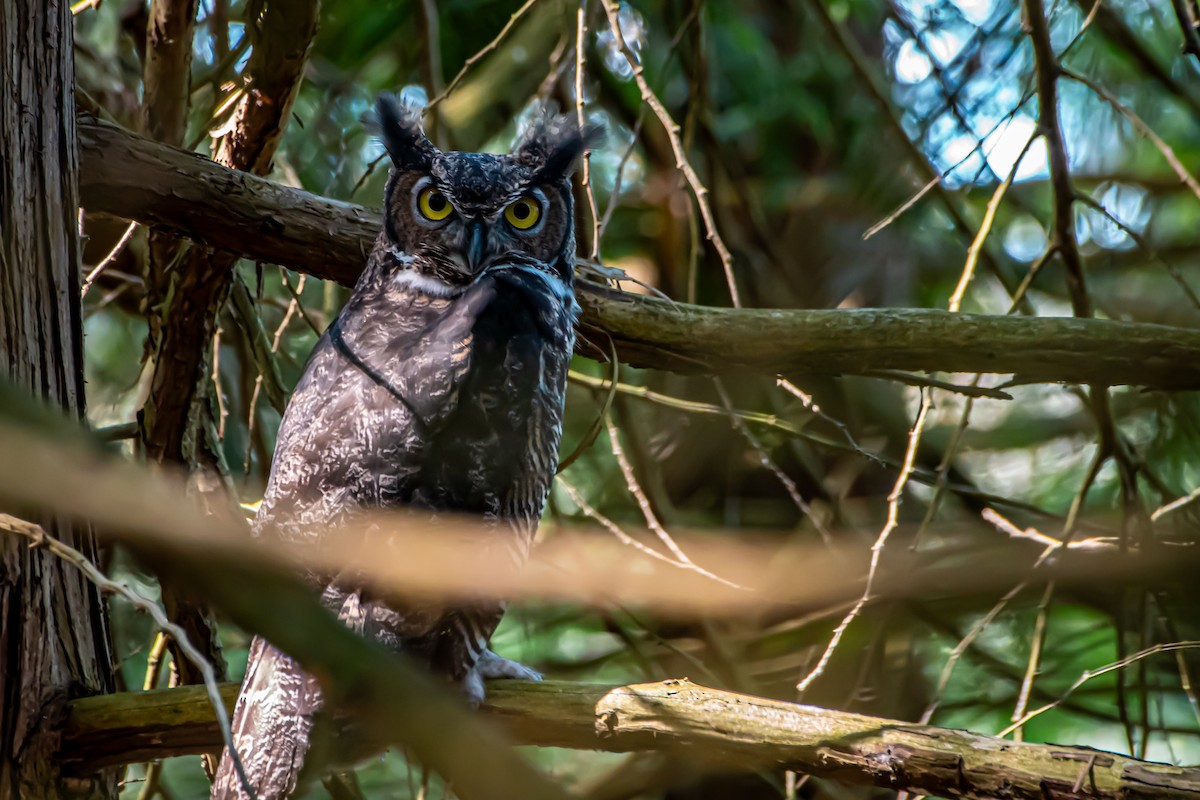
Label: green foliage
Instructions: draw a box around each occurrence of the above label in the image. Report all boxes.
[71,0,1200,796]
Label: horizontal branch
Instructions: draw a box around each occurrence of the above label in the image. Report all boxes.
[62,679,1200,800]
[77,117,1200,389]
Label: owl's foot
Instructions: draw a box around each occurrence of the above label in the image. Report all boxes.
[459,650,542,708]
[477,648,542,682]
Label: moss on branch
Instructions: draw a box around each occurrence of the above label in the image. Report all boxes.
[78,117,1200,389]
[62,679,1200,800]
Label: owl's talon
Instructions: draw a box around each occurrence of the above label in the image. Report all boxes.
[461,669,486,709]
[476,648,542,682]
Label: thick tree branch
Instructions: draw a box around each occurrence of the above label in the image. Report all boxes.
[61,679,1200,800]
[3,413,1199,799]
[139,0,320,693]
[77,118,1200,389]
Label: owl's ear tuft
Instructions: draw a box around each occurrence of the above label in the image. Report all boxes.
[375,93,437,170]
[512,109,604,183]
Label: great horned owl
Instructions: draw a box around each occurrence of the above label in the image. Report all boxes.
[210,96,596,799]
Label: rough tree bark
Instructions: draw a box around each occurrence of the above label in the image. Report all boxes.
[76,118,1200,389]
[136,0,319,696]
[0,2,115,797]
[59,680,1200,800]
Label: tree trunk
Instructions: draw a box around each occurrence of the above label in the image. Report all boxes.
[0,2,115,797]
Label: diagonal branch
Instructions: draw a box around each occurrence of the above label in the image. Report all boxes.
[76,117,1200,390]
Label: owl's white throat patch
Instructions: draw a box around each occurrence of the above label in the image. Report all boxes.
[390,247,463,298]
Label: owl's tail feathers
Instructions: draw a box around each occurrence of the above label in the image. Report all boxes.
[210,637,322,800]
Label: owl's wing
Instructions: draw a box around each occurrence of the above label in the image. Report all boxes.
[253,277,499,540]
[209,638,320,800]
[211,280,500,800]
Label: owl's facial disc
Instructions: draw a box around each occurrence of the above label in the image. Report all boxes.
[400,172,556,277]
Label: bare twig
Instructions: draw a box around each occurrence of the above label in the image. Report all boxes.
[596,111,644,243]
[797,391,932,692]
[599,0,741,307]
[425,0,540,113]
[0,514,256,799]
[1152,487,1200,522]
[1074,191,1200,313]
[603,414,746,590]
[81,220,138,298]
[982,508,1116,552]
[575,1,601,259]
[713,378,835,546]
[1063,68,1200,203]
[1001,641,1200,737]
[1011,580,1055,741]
[948,131,1037,311]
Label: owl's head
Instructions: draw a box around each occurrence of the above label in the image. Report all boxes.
[375,94,599,293]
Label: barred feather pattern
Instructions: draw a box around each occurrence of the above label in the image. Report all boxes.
[209,227,579,798]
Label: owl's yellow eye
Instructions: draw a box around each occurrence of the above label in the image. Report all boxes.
[418,187,453,221]
[504,197,541,230]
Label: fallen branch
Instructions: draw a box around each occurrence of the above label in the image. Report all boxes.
[77,117,1200,389]
[61,679,1200,800]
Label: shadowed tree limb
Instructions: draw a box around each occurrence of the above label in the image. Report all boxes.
[77,117,1200,390]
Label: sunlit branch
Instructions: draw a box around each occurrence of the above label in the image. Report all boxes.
[796,392,932,693]
[62,678,1200,800]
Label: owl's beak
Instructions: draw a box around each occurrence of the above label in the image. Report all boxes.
[465,219,487,273]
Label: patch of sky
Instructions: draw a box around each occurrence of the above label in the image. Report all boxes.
[192,21,247,72]
[1003,215,1049,262]
[1076,182,1150,251]
[595,2,646,81]
[887,0,1071,189]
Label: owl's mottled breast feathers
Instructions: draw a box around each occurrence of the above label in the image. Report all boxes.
[211,96,593,800]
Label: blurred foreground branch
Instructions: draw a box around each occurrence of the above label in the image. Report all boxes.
[78,117,1200,389]
[62,678,1200,800]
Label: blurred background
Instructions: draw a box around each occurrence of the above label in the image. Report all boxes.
[71,0,1200,796]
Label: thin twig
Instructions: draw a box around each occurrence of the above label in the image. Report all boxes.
[575,0,602,260]
[603,414,747,590]
[1063,68,1200,203]
[81,221,138,298]
[1074,192,1200,313]
[556,476,738,584]
[558,338,619,473]
[596,111,644,243]
[1152,487,1200,522]
[861,370,1013,400]
[920,577,1032,724]
[0,514,257,800]
[713,379,835,546]
[797,391,932,692]
[599,0,741,307]
[1000,640,1200,737]
[948,130,1037,311]
[1010,580,1055,741]
[418,0,446,144]
[425,0,541,113]
[982,508,1116,552]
